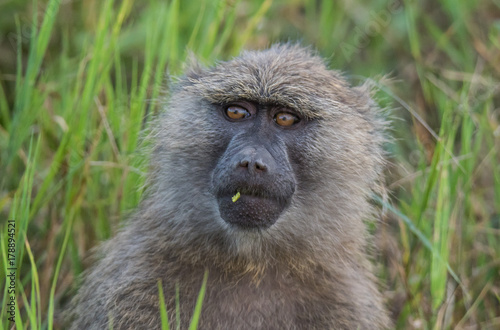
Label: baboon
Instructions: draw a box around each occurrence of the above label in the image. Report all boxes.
[69,44,391,329]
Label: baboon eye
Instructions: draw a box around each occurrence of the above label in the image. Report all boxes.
[274,112,300,127]
[226,106,250,120]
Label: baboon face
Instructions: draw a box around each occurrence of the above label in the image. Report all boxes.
[210,100,300,229]
[155,45,384,239]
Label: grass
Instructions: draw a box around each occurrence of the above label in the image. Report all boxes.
[0,0,499,328]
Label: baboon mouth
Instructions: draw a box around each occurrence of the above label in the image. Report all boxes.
[216,190,290,229]
[232,192,276,204]
[232,188,272,199]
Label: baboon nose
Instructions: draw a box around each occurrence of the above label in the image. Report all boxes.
[238,158,268,172]
[234,147,273,174]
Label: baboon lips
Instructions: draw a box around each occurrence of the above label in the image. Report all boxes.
[217,192,288,229]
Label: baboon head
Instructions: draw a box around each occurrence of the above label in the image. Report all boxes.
[151,44,386,257]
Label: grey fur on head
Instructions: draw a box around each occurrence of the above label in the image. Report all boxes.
[69,43,390,329]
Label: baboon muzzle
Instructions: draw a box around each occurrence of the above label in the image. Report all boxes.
[212,144,296,229]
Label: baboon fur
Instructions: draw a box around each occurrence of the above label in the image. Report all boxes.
[69,44,391,329]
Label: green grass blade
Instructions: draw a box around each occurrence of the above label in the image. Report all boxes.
[7,0,61,165]
[158,280,170,330]
[188,271,209,330]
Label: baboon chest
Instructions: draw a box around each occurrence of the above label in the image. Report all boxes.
[166,266,304,329]
[200,273,299,329]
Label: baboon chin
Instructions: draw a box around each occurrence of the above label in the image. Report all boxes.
[69,44,391,329]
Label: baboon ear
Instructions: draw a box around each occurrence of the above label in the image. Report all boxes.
[183,51,206,80]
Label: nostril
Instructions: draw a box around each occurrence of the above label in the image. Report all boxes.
[255,160,267,172]
[238,159,249,168]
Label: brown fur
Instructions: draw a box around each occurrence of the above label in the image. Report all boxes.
[69,44,391,329]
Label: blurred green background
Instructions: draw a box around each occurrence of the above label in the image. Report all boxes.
[0,0,499,328]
